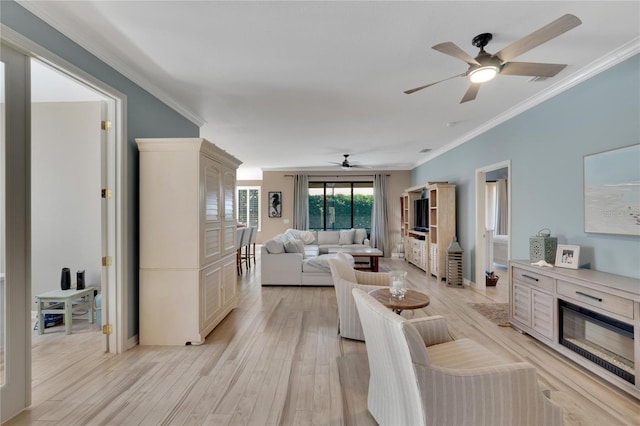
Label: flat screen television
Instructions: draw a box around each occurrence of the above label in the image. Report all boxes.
[414,198,429,231]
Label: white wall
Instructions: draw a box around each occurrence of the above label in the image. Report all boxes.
[31,101,103,305]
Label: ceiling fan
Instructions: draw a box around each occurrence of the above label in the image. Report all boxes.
[404,14,582,103]
[330,154,368,169]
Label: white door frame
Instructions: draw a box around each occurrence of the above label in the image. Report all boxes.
[2,24,129,421]
[474,160,511,290]
[0,40,31,424]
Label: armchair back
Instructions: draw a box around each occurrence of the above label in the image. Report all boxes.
[352,288,425,424]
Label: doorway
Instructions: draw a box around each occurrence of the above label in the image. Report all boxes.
[1,34,127,422]
[474,160,511,292]
[30,58,107,345]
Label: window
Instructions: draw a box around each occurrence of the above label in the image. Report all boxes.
[237,186,260,230]
[308,182,373,232]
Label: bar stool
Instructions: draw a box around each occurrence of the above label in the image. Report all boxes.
[236,228,245,275]
[240,227,252,271]
[247,226,257,267]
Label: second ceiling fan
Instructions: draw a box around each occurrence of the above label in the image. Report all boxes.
[404,14,582,103]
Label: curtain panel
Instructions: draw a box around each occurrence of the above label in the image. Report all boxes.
[371,174,390,256]
[495,178,508,235]
[293,174,309,230]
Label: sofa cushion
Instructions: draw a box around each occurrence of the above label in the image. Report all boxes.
[286,229,317,245]
[264,237,285,254]
[284,239,306,258]
[354,228,367,245]
[339,229,356,245]
[303,253,354,273]
[329,252,357,282]
[318,230,340,245]
[304,245,320,257]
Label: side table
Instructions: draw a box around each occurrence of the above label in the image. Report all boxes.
[35,287,95,334]
[368,288,430,314]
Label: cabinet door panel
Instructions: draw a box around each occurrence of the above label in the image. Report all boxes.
[201,156,222,265]
[512,282,531,326]
[532,290,554,339]
[200,263,222,329]
[222,257,237,305]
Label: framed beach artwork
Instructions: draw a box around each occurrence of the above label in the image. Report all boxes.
[268,191,282,218]
[584,144,640,236]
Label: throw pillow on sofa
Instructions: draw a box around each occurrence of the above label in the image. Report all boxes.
[330,252,357,282]
[354,228,367,245]
[339,229,356,245]
[286,229,316,245]
[264,236,287,254]
[284,239,306,258]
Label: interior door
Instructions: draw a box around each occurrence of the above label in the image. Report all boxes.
[100,100,118,352]
[0,42,31,423]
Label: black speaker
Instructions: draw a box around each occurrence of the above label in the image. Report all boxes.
[77,270,85,290]
[61,267,71,290]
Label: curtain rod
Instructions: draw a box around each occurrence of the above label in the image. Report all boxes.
[284,174,390,178]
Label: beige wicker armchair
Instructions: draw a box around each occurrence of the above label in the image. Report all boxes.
[352,288,564,426]
[328,252,390,341]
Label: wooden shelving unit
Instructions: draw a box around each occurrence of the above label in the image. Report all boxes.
[427,183,456,281]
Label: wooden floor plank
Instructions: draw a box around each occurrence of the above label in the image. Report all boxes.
[8,251,639,426]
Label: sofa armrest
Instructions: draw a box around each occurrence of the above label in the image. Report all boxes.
[417,362,564,426]
[363,238,370,246]
[260,248,303,285]
[407,316,452,347]
[354,270,390,286]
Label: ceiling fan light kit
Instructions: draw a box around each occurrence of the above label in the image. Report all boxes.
[404,14,582,103]
[469,65,499,83]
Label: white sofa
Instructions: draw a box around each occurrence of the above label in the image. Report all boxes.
[261,228,369,286]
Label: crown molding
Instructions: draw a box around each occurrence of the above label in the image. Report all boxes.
[16,1,205,127]
[416,37,640,167]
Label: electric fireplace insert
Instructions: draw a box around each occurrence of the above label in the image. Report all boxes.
[559,299,635,384]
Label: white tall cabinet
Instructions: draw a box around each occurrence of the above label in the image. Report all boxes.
[136,138,241,345]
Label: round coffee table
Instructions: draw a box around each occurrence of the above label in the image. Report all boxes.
[368,288,430,314]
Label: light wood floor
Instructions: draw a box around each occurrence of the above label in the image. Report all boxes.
[8,250,640,425]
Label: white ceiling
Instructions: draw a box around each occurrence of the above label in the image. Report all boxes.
[19,1,640,176]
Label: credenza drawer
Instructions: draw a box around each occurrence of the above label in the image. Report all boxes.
[512,267,554,293]
[557,280,634,320]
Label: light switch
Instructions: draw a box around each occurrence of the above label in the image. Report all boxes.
[283,219,289,224]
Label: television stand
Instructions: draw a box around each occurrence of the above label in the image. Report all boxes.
[405,229,428,271]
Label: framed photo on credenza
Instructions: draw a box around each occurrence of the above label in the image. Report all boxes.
[555,244,580,269]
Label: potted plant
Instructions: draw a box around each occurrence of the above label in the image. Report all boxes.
[485,270,499,286]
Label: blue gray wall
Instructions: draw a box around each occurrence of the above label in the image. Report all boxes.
[412,54,640,280]
[2,1,200,338]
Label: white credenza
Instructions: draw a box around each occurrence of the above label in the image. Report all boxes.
[509,260,640,399]
[136,138,241,345]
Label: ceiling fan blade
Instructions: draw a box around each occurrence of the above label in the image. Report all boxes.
[460,83,480,103]
[494,14,582,63]
[500,62,567,77]
[432,42,480,66]
[404,73,465,95]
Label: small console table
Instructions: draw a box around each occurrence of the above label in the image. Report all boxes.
[509,260,639,399]
[35,287,95,335]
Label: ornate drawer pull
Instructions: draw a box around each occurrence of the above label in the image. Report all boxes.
[576,291,602,302]
[522,274,539,282]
